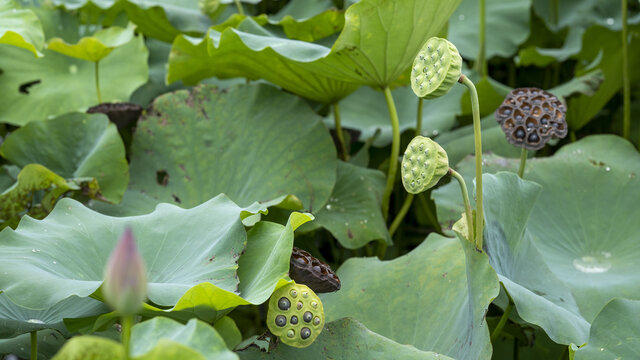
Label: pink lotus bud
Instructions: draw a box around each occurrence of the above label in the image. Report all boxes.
[102,227,147,315]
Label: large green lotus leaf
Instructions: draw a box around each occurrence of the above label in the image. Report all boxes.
[328,85,463,147]
[167,19,359,104]
[532,0,640,32]
[566,24,640,130]
[482,172,590,345]
[131,318,238,360]
[238,318,454,360]
[448,0,531,60]
[0,294,108,338]
[321,233,499,359]
[301,161,389,249]
[0,0,44,56]
[123,84,336,212]
[0,329,66,360]
[0,35,148,125]
[47,22,135,62]
[575,299,640,359]
[0,194,270,310]
[0,112,128,203]
[330,0,462,87]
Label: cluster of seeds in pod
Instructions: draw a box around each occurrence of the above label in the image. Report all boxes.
[411,37,462,99]
[495,87,568,150]
[401,136,449,194]
[266,283,324,348]
[289,247,340,294]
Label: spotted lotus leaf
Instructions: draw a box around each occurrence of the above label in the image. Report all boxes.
[266,283,324,348]
[411,37,462,99]
[401,136,449,194]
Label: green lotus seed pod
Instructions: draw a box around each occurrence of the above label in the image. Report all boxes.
[401,136,449,194]
[411,37,462,99]
[266,283,325,348]
[198,0,221,16]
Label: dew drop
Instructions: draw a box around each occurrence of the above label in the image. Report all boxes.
[605,167,611,172]
[27,319,45,324]
[325,204,332,210]
[69,65,78,74]
[572,253,612,273]
[52,261,57,265]
[606,18,614,26]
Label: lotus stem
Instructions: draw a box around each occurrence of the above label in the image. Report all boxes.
[449,169,474,242]
[333,103,349,161]
[518,148,527,178]
[622,0,630,140]
[234,0,244,15]
[95,61,102,104]
[416,98,423,136]
[459,75,484,250]
[475,0,488,78]
[122,315,134,360]
[30,330,37,360]
[381,87,401,221]
[490,301,514,342]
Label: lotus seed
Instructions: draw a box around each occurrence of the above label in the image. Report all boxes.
[278,297,291,310]
[287,329,295,338]
[313,317,321,325]
[303,311,313,323]
[297,301,303,310]
[290,289,297,297]
[301,327,311,339]
[275,315,287,327]
[290,315,299,324]
[311,301,318,308]
[515,129,525,139]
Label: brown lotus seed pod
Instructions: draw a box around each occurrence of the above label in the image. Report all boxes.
[495,87,567,150]
[289,247,340,293]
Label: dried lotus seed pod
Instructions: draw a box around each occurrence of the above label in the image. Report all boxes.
[289,247,340,293]
[411,37,462,99]
[266,283,324,348]
[495,87,567,150]
[401,136,449,194]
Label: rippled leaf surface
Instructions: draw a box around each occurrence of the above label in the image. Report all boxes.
[321,234,499,359]
[0,0,44,56]
[239,318,454,360]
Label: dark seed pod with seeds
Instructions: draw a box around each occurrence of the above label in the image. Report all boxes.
[495,88,567,150]
[289,247,340,293]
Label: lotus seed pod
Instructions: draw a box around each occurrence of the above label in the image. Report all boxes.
[401,136,449,194]
[198,0,221,16]
[289,247,340,293]
[266,283,325,348]
[495,87,567,150]
[411,37,462,99]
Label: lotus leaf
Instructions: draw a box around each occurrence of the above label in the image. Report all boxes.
[0,0,44,56]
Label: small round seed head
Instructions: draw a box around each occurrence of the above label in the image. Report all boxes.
[401,136,449,194]
[495,87,567,150]
[411,37,462,99]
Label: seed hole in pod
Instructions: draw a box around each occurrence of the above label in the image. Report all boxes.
[521,102,532,111]
[423,161,429,167]
[287,329,295,338]
[301,327,311,339]
[556,122,565,130]
[290,289,298,298]
[542,102,552,112]
[517,96,527,102]
[532,106,542,117]
[313,317,321,325]
[540,114,550,125]
[403,174,410,181]
[514,127,526,139]
[278,297,291,310]
[528,132,540,143]
[525,117,538,128]
[296,301,303,310]
[517,90,525,95]
[411,180,416,187]
[504,118,515,129]
[506,98,516,105]
[290,315,299,324]
[303,311,313,323]
[555,110,563,120]
[514,109,525,121]
[421,172,426,178]
[275,315,287,327]
[539,125,551,136]
[497,106,513,117]
[532,95,545,104]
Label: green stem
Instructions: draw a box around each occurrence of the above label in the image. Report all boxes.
[570,130,576,143]
[30,331,38,360]
[449,169,473,241]
[333,102,349,161]
[416,98,423,136]
[122,315,134,360]
[94,60,102,104]
[459,75,484,250]
[491,301,514,341]
[389,194,414,236]
[518,148,527,178]
[234,0,244,15]
[381,87,401,221]
[550,0,559,27]
[474,0,487,77]
[622,0,630,140]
